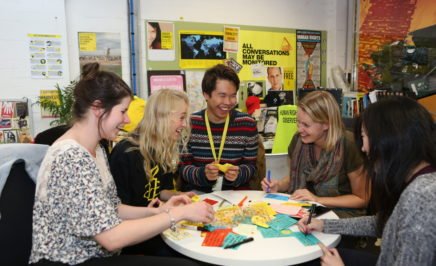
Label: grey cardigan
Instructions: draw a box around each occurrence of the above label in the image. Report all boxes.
[323,172,436,266]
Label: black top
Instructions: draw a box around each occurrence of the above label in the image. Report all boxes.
[34,125,110,154]
[109,139,175,207]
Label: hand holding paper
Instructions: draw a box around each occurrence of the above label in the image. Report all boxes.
[215,163,233,173]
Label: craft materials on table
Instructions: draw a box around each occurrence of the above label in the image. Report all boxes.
[166,192,321,248]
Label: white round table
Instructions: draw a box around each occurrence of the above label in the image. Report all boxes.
[162,190,341,266]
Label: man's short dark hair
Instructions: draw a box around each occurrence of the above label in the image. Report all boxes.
[202,64,240,96]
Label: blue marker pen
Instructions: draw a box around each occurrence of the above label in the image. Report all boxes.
[267,170,271,193]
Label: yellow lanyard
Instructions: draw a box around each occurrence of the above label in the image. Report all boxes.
[205,111,229,163]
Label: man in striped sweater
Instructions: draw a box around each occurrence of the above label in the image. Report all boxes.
[180,64,258,193]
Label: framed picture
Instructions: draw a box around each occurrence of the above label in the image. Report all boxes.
[180,33,226,60]
[3,130,18,143]
[147,70,186,96]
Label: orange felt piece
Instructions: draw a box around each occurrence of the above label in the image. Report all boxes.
[201,228,233,247]
[203,198,218,205]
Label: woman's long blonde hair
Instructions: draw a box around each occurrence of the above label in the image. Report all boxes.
[298,90,344,150]
[128,89,190,178]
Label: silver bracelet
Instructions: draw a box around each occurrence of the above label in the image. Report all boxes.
[164,208,177,232]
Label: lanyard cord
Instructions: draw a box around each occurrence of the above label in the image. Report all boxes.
[205,111,229,163]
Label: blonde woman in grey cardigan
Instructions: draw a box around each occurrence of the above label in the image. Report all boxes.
[299,96,436,266]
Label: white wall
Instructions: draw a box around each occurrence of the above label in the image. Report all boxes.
[137,0,353,96]
[0,0,131,135]
[65,0,130,87]
[0,0,70,135]
[0,0,353,136]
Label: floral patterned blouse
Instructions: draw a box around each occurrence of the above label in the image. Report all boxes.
[30,139,122,265]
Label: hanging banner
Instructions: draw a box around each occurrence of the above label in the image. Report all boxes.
[296,30,321,89]
[272,105,298,154]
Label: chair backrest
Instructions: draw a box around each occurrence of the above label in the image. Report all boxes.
[249,135,266,190]
[0,161,35,266]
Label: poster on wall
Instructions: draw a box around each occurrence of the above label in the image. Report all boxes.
[258,107,278,151]
[238,80,265,112]
[224,58,243,73]
[185,70,207,113]
[223,26,240,53]
[357,0,436,93]
[296,30,321,89]
[271,105,298,154]
[0,100,32,144]
[1,101,14,119]
[147,70,186,96]
[179,31,226,69]
[39,90,60,118]
[78,32,122,77]
[236,30,296,90]
[146,21,176,61]
[28,34,64,79]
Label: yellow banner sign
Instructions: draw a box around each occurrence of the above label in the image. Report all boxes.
[237,31,296,89]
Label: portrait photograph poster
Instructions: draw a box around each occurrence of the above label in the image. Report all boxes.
[147,70,186,96]
[265,66,284,91]
[146,21,175,61]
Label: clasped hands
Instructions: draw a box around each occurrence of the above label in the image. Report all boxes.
[205,162,239,182]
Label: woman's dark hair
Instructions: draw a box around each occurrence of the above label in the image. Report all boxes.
[354,96,436,235]
[73,62,132,133]
[148,22,161,49]
[202,64,240,96]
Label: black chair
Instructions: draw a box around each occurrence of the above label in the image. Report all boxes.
[0,161,35,266]
[34,125,110,154]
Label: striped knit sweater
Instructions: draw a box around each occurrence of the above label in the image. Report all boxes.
[180,109,258,192]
